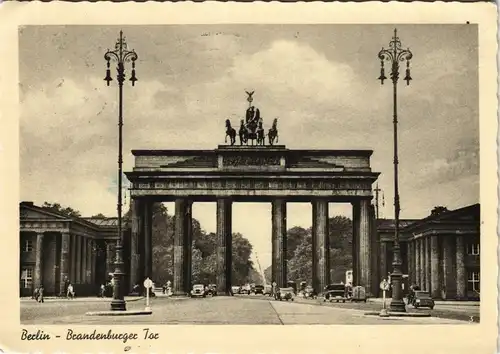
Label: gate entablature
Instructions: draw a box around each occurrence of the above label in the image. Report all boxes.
[125,145,380,201]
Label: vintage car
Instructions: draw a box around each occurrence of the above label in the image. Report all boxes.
[350,285,366,302]
[286,281,298,294]
[241,284,252,295]
[263,285,273,296]
[231,285,241,294]
[253,285,264,295]
[190,284,206,298]
[276,287,295,301]
[205,284,217,296]
[303,285,318,299]
[324,283,347,303]
[412,291,435,309]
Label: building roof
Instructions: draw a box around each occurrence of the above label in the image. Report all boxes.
[376,204,480,235]
[84,217,120,227]
[377,219,418,231]
[20,201,126,231]
[402,203,480,233]
[83,217,127,228]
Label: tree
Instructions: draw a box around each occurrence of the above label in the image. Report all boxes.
[91,213,107,218]
[248,268,264,285]
[264,266,272,284]
[41,202,82,218]
[150,204,259,288]
[263,215,353,286]
[431,206,449,216]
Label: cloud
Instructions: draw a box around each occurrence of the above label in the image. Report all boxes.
[415,141,479,187]
[20,28,479,223]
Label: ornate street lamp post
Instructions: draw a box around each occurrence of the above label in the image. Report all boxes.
[104,30,138,311]
[378,28,412,312]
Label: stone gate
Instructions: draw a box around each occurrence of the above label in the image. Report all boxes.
[125,145,380,296]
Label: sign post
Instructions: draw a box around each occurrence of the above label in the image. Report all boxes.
[379,279,390,317]
[143,277,153,311]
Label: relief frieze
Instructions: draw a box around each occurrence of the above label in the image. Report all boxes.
[143,179,369,190]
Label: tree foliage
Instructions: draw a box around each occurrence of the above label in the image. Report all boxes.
[264,215,353,285]
[150,203,261,286]
[42,202,82,218]
[431,206,449,216]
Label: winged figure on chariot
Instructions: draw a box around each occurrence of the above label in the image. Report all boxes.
[225,91,279,146]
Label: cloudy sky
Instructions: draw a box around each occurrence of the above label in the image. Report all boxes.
[19,24,478,270]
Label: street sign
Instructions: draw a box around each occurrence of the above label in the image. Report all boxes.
[144,277,153,311]
[144,278,153,289]
[380,280,390,291]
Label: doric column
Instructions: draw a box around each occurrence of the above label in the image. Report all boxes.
[85,238,92,284]
[173,199,185,295]
[425,237,431,292]
[59,232,70,295]
[358,199,372,294]
[75,236,82,284]
[456,235,466,299]
[415,238,421,287]
[184,201,193,293]
[407,241,413,285]
[312,199,329,293]
[419,238,425,289]
[351,202,360,285]
[173,199,191,296]
[34,232,44,288]
[81,236,87,284]
[129,198,140,290]
[106,241,114,279]
[430,235,440,298]
[70,234,77,282]
[421,238,426,290]
[369,205,379,297]
[442,235,456,299]
[143,200,153,279]
[90,240,96,286]
[423,236,431,291]
[216,198,232,295]
[379,241,387,284]
[272,199,287,288]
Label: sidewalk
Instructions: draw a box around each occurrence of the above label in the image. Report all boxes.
[20,296,144,303]
[367,297,479,307]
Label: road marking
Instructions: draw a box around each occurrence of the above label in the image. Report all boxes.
[268,301,285,325]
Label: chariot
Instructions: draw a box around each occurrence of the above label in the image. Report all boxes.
[225,91,279,146]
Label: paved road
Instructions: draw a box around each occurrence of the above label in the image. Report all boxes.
[21,296,470,325]
[236,294,480,322]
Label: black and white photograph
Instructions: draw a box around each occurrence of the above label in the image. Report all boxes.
[0,2,497,353]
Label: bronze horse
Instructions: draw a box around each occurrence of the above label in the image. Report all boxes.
[239,120,248,145]
[268,118,279,146]
[257,121,265,146]
[225,119,236,146]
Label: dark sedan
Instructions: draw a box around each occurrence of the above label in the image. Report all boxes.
[253,285,264,295]
[412,291,435,309]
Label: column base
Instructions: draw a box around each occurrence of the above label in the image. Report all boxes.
[110,299,127,311]
[389,299,406,312]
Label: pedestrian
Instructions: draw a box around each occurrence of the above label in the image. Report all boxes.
[33,287,39,302]
[67,283,74,299]
[38,285,44,303]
